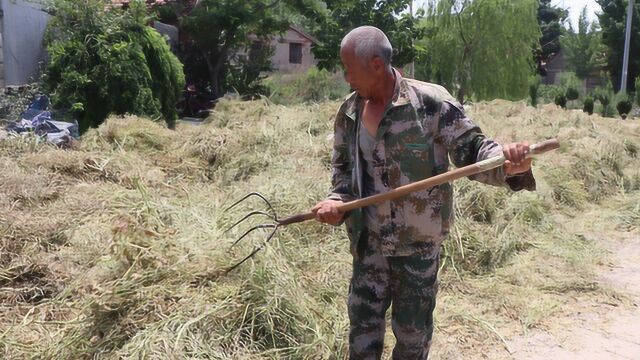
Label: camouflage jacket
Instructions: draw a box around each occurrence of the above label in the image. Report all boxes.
[328,71,535,257]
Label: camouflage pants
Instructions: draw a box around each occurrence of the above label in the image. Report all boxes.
[348,230,440,360]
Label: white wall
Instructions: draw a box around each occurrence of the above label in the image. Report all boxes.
[0,15,4,88]
[271,29,315,73]
[1,0,50,86]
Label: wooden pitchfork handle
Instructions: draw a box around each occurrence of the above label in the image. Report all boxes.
[278,139,559,226]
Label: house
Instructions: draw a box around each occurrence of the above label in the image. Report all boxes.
[0,0,316,88]
[542,48,606,92]
[542,49,566,86]
[261,26,317,73]
[0,0,50,87]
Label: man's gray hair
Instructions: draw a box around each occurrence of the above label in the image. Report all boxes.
[340,26,393,66]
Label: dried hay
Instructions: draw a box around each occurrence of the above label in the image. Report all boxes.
[0,99,638,359]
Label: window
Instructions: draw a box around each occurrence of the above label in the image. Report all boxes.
[289,42,302,64]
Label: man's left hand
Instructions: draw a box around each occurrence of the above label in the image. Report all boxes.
[503,141,532,175]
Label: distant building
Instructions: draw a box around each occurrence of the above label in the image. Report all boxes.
[0,0,316,88]
[0,0,50,87]
[542,49,606,92]
[246,26,317,73]
[542,49,566,86]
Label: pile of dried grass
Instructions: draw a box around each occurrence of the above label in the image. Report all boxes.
[0,99,638,359]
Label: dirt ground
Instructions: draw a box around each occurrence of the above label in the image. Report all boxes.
[488,230,640,360]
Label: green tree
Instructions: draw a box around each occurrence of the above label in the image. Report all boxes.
[162,0,324,99]
[311,0,424,71]
[596,0,640,91]
[421,0,540,103]
[536,0,569,76]
[561,6,607,79]
[44,0,184,133]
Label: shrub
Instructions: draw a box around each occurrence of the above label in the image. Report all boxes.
[225,45,275,100]
[583,96,594,115]
[617,96,632,119]
[558,72,581,93]
[566,87,579,101]
[265,68,349,105]
[594,85,613,117]
[529,76,540,107]
[538,84,562,103]
[554,93,567,108]
[43,0,184,133]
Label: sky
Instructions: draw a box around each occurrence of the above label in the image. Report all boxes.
[552,0,600,29]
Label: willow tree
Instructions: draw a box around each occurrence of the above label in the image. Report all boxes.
[421,0,540,103]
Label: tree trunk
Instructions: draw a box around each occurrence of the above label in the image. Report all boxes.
[205,53,226,99]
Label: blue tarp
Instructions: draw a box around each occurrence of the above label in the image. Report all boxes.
[4,95,79,146]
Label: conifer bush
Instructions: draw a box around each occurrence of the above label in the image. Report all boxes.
[583,96,594,115]
[554,93,567,109]
[43,0,184,133]
[528,76,540,107]
[617,97,632,119]
[565,87,579,101]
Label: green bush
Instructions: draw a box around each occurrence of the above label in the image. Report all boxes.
[265,68,349,105]
[558,72,581,94]
[566,87,579,101]
[44,0,184,133]
[594,84,613,117]
[225,45,275,100]
[537,84,562,103]
[554,93,567,108]
[583,96,594,115]
[529,76,540,107]
[617,96,632,119]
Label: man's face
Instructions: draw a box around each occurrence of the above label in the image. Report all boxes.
[340,47,378,99]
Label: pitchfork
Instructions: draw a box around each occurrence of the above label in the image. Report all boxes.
[223,138,560,273]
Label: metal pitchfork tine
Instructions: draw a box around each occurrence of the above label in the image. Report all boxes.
[223,191,317,273]
[222,139,561,274]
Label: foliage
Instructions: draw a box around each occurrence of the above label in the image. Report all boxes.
[535,0,569,76]
[583,96,595,114]
[594,82,615,116]
[560,6,607,79]
[225,45,275,100]
[616,94,633,118]
[420,0,540,103]
[43,0,184,133]
[529,75,540,107]
[529,76,540,107]
[596,0,640,91]
[265,67,350,104]
[554,93,567,108]
[566,87,580,101]
[311,0,424,71]
[537,84,563,103]
[165,0,322,99]
[0,84,44,123]
[558,72,582,93]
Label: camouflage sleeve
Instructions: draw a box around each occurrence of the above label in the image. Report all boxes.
[438,100,535,191]
[327,108,356,202]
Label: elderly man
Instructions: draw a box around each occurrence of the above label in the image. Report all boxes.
[311,26,535,359]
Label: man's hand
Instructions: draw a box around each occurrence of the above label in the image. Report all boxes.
[312,199,345,225]
[503,141,532,175]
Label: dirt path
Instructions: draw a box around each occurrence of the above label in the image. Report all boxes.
[504,232,640,360]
